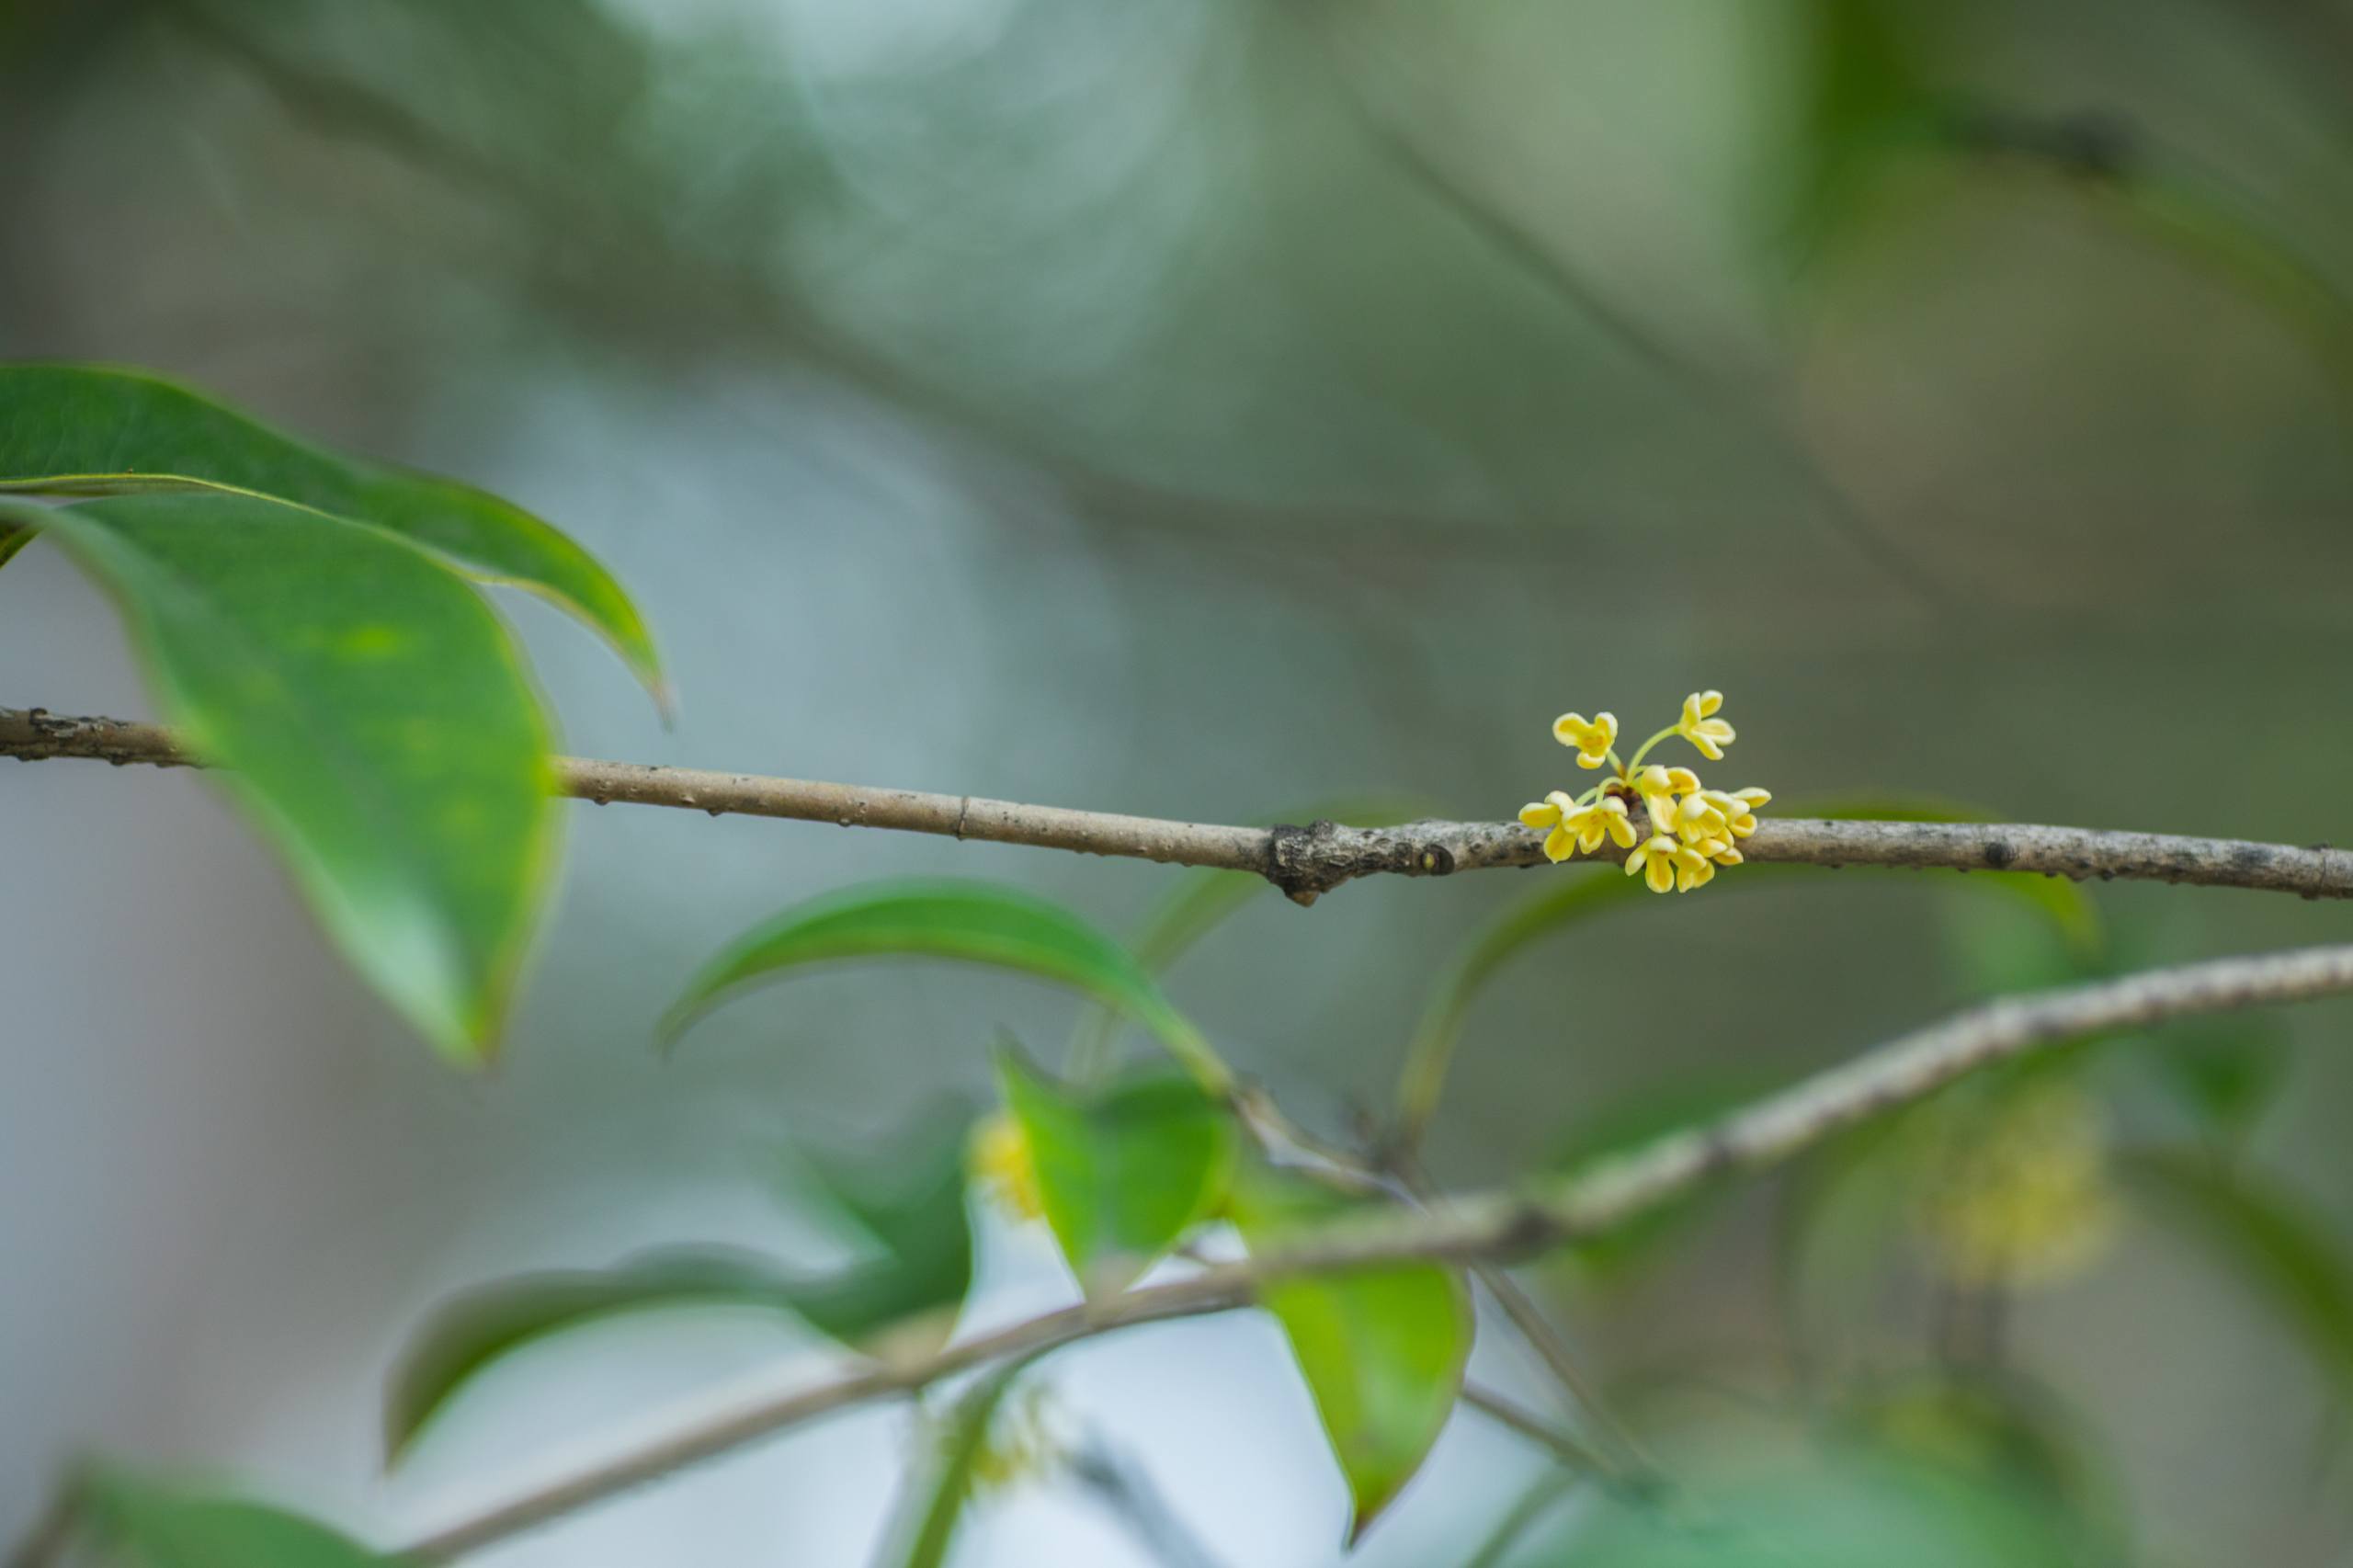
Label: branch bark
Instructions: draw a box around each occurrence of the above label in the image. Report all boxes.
[7,705,2351,904]
[395,940,2353,1561]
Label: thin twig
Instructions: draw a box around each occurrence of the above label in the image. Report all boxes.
[394,941,2353,1560]
[1459,1383,1615,1479]
[1386,1148,1660,1486]
[1066,1437,1231,1568]
[7,706,2352,905]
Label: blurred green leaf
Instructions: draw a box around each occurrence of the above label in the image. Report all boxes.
[384,1248,809,1462]
[1067,795,1427,1074]
[0,489,559,1064]
[1836,1372,2124,1540]
[1131,796,1429,975]
[388,1113,973,1459]
[872,1358,1037,1568]
[0,363,665,705]
[996,1049,1236,1293]
[665,881,1222,1086]
[1551,1077,1783,1283]
[2136,1016,2293,1145]
[1545,1449,2086,1567]
[2120,1146,2353,1396]
[1787,0,1943,260]
[1399,796,2097,1141]
[1228,1161,1472,1542]
[74,1469,399,1567]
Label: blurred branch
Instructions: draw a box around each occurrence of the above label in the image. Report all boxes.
[1065,1437,1231,1568]
[1462,1471,1581,1568]
[159,0,1472,554]
[1292,3,1949,607]
[394,941,2353,1560]
[9,705,2353,904]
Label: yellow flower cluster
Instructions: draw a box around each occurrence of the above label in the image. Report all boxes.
[1518,690,1770,894]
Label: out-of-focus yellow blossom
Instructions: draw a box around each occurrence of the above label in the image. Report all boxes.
[1552,711,1619,770]
[1677,690,1735,760]
[1518,691,1768,894]
[968,1384,1066,1495]
[1915,1084,2119,1290]
[970,1112,1043,1221]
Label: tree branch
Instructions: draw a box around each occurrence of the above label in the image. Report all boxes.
[394,940,2353,1561]
[6,706,2352,904]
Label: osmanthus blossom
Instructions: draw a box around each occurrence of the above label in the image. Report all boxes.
[1517,691,1771,894]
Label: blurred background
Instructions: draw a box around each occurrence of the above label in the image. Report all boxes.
[5,0,2353,1562]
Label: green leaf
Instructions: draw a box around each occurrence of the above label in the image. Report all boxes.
[74,1469,400,1567]
[664,881,1223,1087]
[1065,795,1426,1075]
[0,363,665,706]
[2137,1016,2292,1145]
[1131,795,1431,974]
[1227,1162,1472,1542]
[383,1248,808,1461]
[2120,1147,2353,1396]
[0,490,559,1063]
[995,1049,1236,1293]
[1551,1076,1785,1283]
[1785,0,1944,261]
[873,1359,1038,1568]
[1550,1449,2086,1568]
[387,1113,973,1460]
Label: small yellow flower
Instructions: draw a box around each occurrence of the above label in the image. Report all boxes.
[1634,765,1699,834]
[1674,790,1730,845]
[970,1112,1043,1221]
[1624,834,1681,893]
[1677,690,1735,760]
[1673,842,1717,892]
[1518,790,1584,862]
[1701,786,1771,839]
[1570,794,1639,853]
[1552,711,1619,770]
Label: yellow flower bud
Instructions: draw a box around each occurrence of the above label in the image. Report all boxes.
[970,1112,1044,1221]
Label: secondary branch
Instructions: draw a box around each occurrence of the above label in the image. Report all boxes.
[6,706,2350,903]
[396,940,2353,1560]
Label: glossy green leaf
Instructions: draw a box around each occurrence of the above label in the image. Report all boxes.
[0,362,665,704]
[0,490,559,1063]
[2120,1147,2353,1395]
[874,1358,1039,1568]
[664,881,1222,1086]
[996,1050,1236,1292]
[74,1469,400,1567]
[1228,1162,1472,1541]
[387,1114,972,1459]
